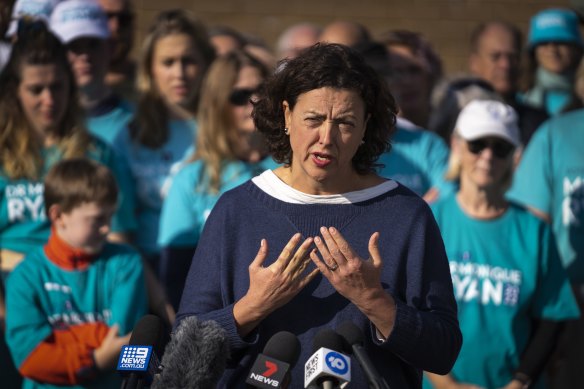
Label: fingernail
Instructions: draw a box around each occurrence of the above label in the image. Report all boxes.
[315,236,321,243]
[330,227,337,234]
[320,226,326,233]
[260,239,265,246]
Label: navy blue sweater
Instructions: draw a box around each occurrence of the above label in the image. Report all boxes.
[176,180,461,388]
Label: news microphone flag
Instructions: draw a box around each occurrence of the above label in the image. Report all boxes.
[247,354,291,388]
[246,331,300,389]
[117,314,166,389]
[304,347,351,388]
[117,345,159,376]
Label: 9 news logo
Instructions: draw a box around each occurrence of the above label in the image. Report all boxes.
[117,345,152,371]
[325,351,349,375]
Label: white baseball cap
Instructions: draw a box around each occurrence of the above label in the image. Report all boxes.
[6,0,61,38]
[50,0,110,44]
[455,100,520,147]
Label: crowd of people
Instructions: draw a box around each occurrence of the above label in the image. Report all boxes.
[0,1,582,388]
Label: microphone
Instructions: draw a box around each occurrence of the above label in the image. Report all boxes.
[117,314,166,389]
[304,328,351,389]
[336,322,390,389]
[246,331,301,389]
[151,316,228,389]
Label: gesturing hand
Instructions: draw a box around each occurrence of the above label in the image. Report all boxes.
[234,233,320,335]
[310,227,384,310]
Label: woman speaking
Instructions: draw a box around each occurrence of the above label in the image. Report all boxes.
[175,43,461,388]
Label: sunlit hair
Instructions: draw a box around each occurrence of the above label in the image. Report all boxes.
[0,20,88,180]
[191,50,270,192]
[131,9,215,148]
[253,43,397,174]
[445,131,515,191]
[44,158,118,216]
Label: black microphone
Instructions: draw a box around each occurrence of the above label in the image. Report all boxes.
[337,322,390,389]
[246,331,301,389]
[304,328,351,389]
[151,316,228,389]
[117,314,166,389]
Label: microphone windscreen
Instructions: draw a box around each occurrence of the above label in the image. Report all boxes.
[312,328,344,352]
[263,331,301,367]
[153,316,228,389]
[336,321,364,349]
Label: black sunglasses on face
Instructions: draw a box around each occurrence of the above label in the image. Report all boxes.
[467,138,515,159]
[229,88,258,106]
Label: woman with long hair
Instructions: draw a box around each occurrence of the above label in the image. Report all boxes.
[0,21,137,385]
[158,50,276,309]
[114,9,215,265]
[0,21,135,278]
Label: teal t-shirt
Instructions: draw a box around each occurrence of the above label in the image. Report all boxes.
[507,110,584,283]
[114,119,197,255]
[426,195,579,389]
[158,157,278,247]
[86,98,134,145]
[5,243,147,389]
[0,138,137,255]
[377,119,454,199]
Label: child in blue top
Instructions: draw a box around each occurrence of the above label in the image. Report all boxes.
[5,158,147,389]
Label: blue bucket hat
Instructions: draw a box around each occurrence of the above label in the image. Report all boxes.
[528,8,583,49]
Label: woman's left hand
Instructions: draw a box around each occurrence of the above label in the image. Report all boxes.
[311,227,396,337]
[310,226,384,308]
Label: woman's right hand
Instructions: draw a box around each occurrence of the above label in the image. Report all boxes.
[233,233,320,336]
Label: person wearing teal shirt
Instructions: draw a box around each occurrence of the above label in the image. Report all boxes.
[519,8,583,116]
[158,50,273,309]
[113,9,215,263]
[377,117,454,202]
[50,0,135,146]
[5,159,147,389]
[0,22,137,277]
[425,100,579,389]
[86,96,134,145]
[507,108,584,388]
[355,42,453,204]
[0,24,137,388]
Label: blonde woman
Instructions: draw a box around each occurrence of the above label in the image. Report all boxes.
[425,100,578,389]
[158,50,276,309]
[114,9,215,264]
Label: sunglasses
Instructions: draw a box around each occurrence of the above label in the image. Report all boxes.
[467,138,515,159]
[229,88,258,106]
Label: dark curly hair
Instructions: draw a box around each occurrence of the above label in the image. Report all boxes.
[252,43,397,174]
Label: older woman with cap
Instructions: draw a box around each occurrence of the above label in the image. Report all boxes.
[425,100,579,389]
[520,8,584,116]
[175,43,461,388]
